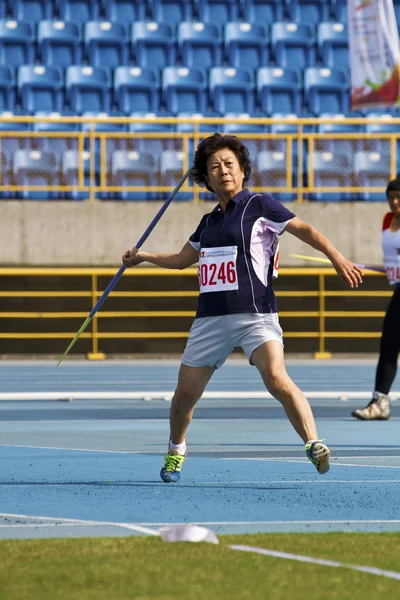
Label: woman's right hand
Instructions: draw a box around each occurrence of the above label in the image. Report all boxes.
[122,249,145,268]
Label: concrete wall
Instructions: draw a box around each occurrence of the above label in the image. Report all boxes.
[0,200,386,266]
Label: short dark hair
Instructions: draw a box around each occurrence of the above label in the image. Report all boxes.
[386,177,400,197]
[191,133,251,193]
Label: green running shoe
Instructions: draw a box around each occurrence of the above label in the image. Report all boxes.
[305,440,330,474]
[160,452,186,483]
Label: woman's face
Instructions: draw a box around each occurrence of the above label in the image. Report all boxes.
[387,190,400,216]
[205,148,245,199]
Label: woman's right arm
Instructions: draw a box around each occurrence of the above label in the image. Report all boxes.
[122,241,199,270]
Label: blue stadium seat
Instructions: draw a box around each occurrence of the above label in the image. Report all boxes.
[178,21,221,68]
[32,110,78,159]
[160,150,191,200]
[241,0,285,23]
[255,150,295,201]
[354,150,390,201]
[150,0,193,23]
[84,21,129,68]
[311,151,353,201]
[66,66,111,113]
[271,22,316,69]
[132,21,176,70]
[61,149,90,200]
[222,111,268,161]
[316,112,364,154]
[103,0,146,22]
[224,22,269,69]
[18,65,64,113]
[318,22,348,69]
[0,2,7,18]
[332,0,347,22]
[196,0,239,23]
[209,66,255,114]
[0,109,30,197]
[0,66,14,111]
[114,66,160,114]
[128,111,174,158]
[304,67,349,115]
[0,20,35,67]
[287,0,330,24]
[162,66,207,114]
[38,20,82,67]
[364,112,400,154]
[0,149,13,197]
[257,67,302,115]
[13,148,60,199]
[176,111,220,132]
[12,1,53,21]
[111,149,157,200]
[58,0,100,21]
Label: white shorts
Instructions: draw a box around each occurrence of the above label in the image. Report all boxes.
[181,313,283,369]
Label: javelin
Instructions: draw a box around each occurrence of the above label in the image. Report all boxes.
[57,168,192,366]
[291,253,386,273]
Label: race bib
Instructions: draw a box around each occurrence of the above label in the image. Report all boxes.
[198,246,238,293]
[384,259,400,285]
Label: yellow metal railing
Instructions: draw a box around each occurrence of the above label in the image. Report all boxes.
[0,267,389,359]
[0,115,397,203]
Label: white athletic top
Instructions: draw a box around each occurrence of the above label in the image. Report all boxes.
[382,212,400,285]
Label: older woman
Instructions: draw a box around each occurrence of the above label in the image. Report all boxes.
[123,133,363,483]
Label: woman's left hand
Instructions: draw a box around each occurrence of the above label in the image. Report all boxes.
[332,257,363,288]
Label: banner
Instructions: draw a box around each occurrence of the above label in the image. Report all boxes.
[348,0,400,110]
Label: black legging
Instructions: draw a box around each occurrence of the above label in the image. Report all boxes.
[375,286,400,395]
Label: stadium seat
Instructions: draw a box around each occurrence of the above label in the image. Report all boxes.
[61,149,90,200]
[332,0,347,22]
[162,66,207,114]
[0,2,7,18]
[241,0,285,23]
[222,111,268,161]
[103,0,146,22]
[114,66,160,114]
[224,22,269,69]
[12,0,53,21]
[195,0,239,23]
[311,151,353,201]
[66,66,111,113]
[38,20,82,68]
[150,0,193,23]
[176,111,220,132]
[32,110,79,160]
[178,21,221,69]
[318,22,348,70]
[58,0,100,21]
[132,21,176,70]
[13,148,59,199]
[160,150,191,200]
[209,66,255,114]
[128,111,174,158]
[111,149,157,200]
[287,0,330,24]
[18,65,64,113]
[257,67,302,115]
[0,20,35,67]
[0,109,30,197]
[316,112,364,155]
[304,67,349,115]
[255,150,295,201]
[271,22,316,69]
[0,66,14,111]
[354,150,390,201]
[84,21,129,68]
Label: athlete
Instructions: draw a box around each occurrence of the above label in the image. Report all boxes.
[352,178,400,420]
[122,134,363,482]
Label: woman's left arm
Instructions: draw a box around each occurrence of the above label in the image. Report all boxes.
[285,217,363,288]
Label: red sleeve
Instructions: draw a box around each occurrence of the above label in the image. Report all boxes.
[382,212,393,231]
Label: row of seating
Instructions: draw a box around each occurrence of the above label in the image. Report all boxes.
[0,0,351,25]
[0,147,392,203]
[0,65,350,115]
[0,20,349,70]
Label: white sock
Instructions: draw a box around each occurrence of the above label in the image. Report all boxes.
[169,440,186,455]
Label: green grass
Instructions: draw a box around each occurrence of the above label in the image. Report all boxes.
[1,533,400,600]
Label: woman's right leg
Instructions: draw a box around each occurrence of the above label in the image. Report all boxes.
[375,288,400,395]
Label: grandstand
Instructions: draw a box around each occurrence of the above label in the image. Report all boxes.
[0,0,396,201]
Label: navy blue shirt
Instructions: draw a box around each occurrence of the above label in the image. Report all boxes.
[189,188,296,318]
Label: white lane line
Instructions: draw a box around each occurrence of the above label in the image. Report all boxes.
[2,480,400,487]
[229,545,400,581]
[103,520,400,526]
[0,513,160,537]
[0,444,153,454]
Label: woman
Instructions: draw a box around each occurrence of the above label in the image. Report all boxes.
[123,134,363,483]
[352,177,400,420]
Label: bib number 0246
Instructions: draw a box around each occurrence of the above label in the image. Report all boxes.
[199,261,236,287]
[198,246,239,293]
